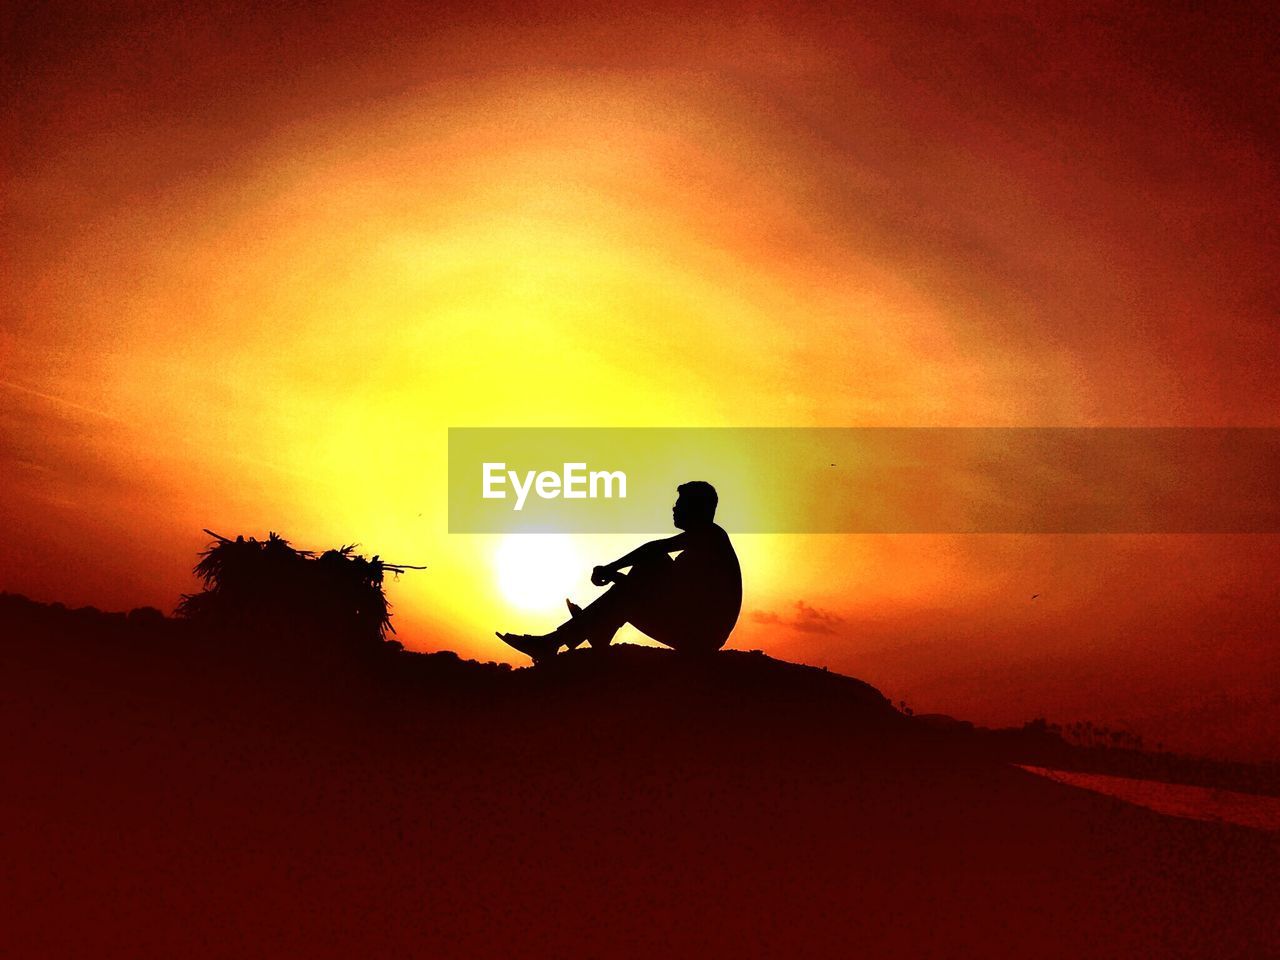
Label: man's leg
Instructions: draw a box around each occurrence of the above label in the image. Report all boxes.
[556,550,675,649]
[498,550,705,662]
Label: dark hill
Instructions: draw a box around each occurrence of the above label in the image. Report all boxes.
[2,593,1277,959]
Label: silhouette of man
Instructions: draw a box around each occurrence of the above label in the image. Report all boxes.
[498,481,741,663]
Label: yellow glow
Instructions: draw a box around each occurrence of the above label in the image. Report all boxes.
[4,3,1277,762]
[495,534,584,613]
[3,74,1080,662]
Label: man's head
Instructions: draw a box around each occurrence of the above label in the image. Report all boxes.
[673,480,718,530]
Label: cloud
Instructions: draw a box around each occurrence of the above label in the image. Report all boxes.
[750,600,843,634]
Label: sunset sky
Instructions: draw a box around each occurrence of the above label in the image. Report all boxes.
[3,0,1278,758]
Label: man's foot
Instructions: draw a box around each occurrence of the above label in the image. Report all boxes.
[565,599,613,650]
[562,599,587,651]
[495,631,561,665]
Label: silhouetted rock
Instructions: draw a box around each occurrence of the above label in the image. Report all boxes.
[2,591,1277,959]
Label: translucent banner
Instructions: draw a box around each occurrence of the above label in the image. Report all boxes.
[447,428,1280,533]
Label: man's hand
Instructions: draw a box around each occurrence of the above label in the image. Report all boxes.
[591,565,616,587]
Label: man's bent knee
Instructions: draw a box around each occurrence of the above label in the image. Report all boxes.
[633,548,674,572]
[622,549,674,593]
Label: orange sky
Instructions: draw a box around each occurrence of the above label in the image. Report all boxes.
[3,0,1278,759]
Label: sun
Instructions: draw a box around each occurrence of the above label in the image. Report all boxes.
[494,534,585,613]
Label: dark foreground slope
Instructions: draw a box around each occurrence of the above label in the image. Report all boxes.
[2,595,1277,959]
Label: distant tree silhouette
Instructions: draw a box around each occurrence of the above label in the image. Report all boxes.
[177,530,423,652]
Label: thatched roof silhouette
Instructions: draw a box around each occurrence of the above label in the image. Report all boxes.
[177,530,423,648]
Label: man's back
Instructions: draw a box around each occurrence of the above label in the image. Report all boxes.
[670,522,742,650]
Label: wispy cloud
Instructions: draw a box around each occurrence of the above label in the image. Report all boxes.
[750,600,843,634]
[0,379,126,424]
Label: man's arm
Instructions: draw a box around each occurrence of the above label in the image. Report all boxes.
[592,533,688,585]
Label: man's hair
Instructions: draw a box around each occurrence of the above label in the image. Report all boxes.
[677,480,718,521]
